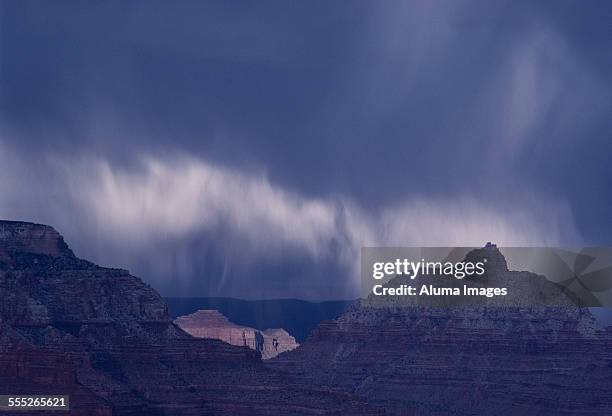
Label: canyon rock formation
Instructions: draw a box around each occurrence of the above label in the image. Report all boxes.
[0,221,382,415]
[175,310,298,359]
[4,221,611,415]
[270,244,612,415]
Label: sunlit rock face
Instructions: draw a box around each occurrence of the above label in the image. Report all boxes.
[0,221,382,416]
[269,246,612,416]
[175,310,299,359]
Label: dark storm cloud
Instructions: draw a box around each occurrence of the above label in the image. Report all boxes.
[0,1,610,298]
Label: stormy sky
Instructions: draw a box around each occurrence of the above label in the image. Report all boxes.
[1,1,611,299]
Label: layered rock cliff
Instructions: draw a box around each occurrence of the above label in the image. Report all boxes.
[270,245,612,415]
[0,221,382,415]
[175,310,298,359]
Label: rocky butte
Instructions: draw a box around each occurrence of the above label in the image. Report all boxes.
[174,310,298,359]
[269,244,612,415]
[0,221,382,415]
